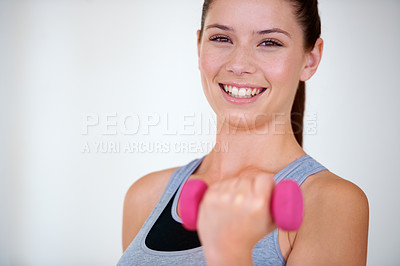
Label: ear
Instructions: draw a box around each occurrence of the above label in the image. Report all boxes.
[196,30,201,58]
[300,38,324,82]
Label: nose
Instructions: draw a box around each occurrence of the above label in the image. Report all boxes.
[225,46,257,76]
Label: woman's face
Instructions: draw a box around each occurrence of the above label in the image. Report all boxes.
[198,0,316,129]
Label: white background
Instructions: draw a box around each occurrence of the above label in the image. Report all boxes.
[0,0,399,265]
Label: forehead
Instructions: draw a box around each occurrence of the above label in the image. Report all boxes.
[205,0,299,35]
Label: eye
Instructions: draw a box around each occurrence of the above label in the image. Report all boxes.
[259,39,283,47]
[209,35,232,44]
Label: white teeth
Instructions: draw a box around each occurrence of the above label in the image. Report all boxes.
[222,84,266,99]
[238,88,246,97]
[232,87,238,97]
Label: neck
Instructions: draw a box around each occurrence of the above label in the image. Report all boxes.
[197,115,306,182]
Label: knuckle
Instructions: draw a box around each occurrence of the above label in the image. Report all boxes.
[232,192,246,206]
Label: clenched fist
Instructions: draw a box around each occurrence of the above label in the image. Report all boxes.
[197,172,276,265]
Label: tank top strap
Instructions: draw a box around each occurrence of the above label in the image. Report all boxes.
[274,154,328,185]
[160,156,206,209]
[132,156,205,250]
[165,156,205,197]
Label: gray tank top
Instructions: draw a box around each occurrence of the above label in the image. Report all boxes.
[117,154,328,265]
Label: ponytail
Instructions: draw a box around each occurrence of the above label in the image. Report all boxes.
[291,81,305,147]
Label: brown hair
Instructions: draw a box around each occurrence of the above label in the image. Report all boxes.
[198,0,321,147]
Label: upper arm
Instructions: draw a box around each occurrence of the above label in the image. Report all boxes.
[287,175,369,266]
[122,167,178,252]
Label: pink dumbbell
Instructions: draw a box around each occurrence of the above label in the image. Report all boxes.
[178,179,303,231]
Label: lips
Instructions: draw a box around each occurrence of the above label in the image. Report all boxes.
[219,83,267,99]
[218,83,270,105]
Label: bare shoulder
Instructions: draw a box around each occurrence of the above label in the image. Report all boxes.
[287,170,369,265]
[122,166,180,252]
[302,170,369,206]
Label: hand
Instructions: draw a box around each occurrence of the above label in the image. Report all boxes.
[197,172,276,265]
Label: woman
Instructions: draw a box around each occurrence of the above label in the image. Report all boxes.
[118,0,369,265]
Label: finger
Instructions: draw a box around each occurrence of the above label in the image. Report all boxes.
[252,172,275,199]
[231,177,252,206]
[252,173,277,228]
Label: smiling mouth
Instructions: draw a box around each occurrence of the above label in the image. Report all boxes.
[219,84,267,99]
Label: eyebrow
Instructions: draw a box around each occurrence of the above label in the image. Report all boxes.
[256,28,291,38]
[206,24,234,31]
[206,24,291,38]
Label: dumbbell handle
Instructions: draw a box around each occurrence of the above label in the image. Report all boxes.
[178,179,303,231]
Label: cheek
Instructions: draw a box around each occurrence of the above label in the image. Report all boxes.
[259,52,303,88]
[199,48,224,107]
[199,47,226,81]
